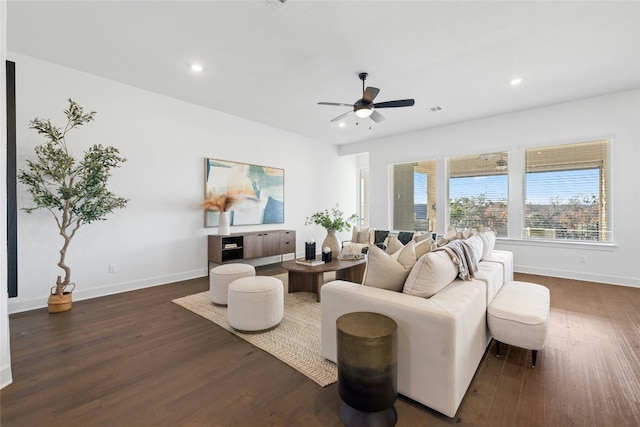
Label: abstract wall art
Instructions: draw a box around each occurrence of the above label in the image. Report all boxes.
[204,158,284,227]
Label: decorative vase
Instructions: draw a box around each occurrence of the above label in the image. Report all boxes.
[218,211,231,235]
[47,283,75,314]
[322,229,341,259]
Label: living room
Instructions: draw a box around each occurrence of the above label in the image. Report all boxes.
[1,1,639,425]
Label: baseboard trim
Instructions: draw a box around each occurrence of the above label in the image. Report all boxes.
[0,364,13,390]
[8,268,208,314]
[515,264,639,288]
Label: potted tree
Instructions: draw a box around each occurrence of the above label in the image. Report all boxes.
[18,99,129,313]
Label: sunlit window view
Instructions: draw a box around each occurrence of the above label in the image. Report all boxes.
[524,140,611,242]
[392,161,436,232]
[448,152,509,236]
[390,140,611,243]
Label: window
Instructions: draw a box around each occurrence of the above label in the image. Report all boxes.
[524,140,611,242]
[448,152,509,236]
[392,161,436,231]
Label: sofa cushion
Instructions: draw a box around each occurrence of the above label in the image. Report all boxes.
[403,250,458,298]
[362,243,416,291]
[478,230,496,260]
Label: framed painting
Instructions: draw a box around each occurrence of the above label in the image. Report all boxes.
[204,158,285,227]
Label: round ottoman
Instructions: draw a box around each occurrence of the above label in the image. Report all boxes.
[227,276,284,332]
[209,263,256,306]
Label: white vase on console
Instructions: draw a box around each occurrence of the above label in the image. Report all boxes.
[218,211,231,236]
[322,229,341,259]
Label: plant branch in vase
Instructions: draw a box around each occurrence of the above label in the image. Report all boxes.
[202,191,244,235]
[305,204,358,259]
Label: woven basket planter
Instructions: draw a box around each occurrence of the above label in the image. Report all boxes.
[47,284,75,313]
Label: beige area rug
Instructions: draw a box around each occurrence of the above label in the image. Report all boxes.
[172,273,337,387]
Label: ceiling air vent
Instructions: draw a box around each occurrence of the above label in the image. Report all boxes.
[428,106,443,113]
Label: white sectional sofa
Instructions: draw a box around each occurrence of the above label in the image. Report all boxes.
[320,230,513,418]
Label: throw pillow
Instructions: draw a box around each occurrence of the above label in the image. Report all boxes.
[478,230,496,260]
[466,234,484,262]
[403,250,458,298]
[462,227,477,239]
[357,227,372,244]
[385,234,404,254]
[414,232,432,243]
[443,225,458,241]
[362,243,416,291]
[397,231,414,245]
[350,226,360,243]
[415,238,435,259]
[374,230,390,249]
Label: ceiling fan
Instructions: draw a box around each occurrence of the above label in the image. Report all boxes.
[318,72,415,123]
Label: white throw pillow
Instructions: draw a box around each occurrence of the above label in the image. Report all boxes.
[385,234,404,254]
[466,234,484,262]
[351,227,372,244]
[414,232,431,243]
[478,230,496,260]
[362,243,416,291]
[462,227,477,239]
[403,251,458,298]
[443,225,458,241]
[415,238,435,259]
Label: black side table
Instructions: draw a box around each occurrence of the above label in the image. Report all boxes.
[336,312,398,427]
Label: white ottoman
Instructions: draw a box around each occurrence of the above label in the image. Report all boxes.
[227,276,284,332]
[488,281,550,367]
[209,263,256,306]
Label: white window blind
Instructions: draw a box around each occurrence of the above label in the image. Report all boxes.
[524,140,611,242]
[448,152,509,236]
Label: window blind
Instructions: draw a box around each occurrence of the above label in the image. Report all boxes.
[524,140,611,242]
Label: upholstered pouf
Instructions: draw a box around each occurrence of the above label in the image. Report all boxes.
[488,281,550,367]
[209,263,256,306]
[227,276,284,332]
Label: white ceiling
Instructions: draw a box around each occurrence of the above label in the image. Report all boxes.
[7,1,640,146]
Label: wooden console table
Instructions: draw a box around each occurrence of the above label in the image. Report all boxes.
[208,230,296,264]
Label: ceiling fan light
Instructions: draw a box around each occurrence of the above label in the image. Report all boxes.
[355,106,373,118]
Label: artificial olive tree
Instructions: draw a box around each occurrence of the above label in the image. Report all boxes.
[18,99,129,295]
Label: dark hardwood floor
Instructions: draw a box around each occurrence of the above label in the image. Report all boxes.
[2,267,639,426]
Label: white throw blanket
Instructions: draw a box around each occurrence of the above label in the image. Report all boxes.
[435,239,478,280]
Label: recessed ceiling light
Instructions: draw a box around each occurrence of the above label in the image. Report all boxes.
[190,63,203,73]
[338,122,346,128]
[510,78,523,86]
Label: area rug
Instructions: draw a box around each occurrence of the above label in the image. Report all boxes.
[172,273,337,387]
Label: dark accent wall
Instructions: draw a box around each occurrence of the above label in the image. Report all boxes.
[6,60,17,298]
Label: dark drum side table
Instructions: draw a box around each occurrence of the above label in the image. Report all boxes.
[336,312,398,427]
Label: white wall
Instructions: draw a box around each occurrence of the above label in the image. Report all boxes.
[1,0,14,389]
[8,53,358,313]
[341,90,640,287]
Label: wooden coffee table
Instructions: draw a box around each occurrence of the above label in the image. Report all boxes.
[281,258,366,302]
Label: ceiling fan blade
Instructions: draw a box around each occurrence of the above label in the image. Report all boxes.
[362,87,380,103]
[330,110,352,122]
[373,99,415,109]
[369,110,385,123]
[318,102,354,108]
